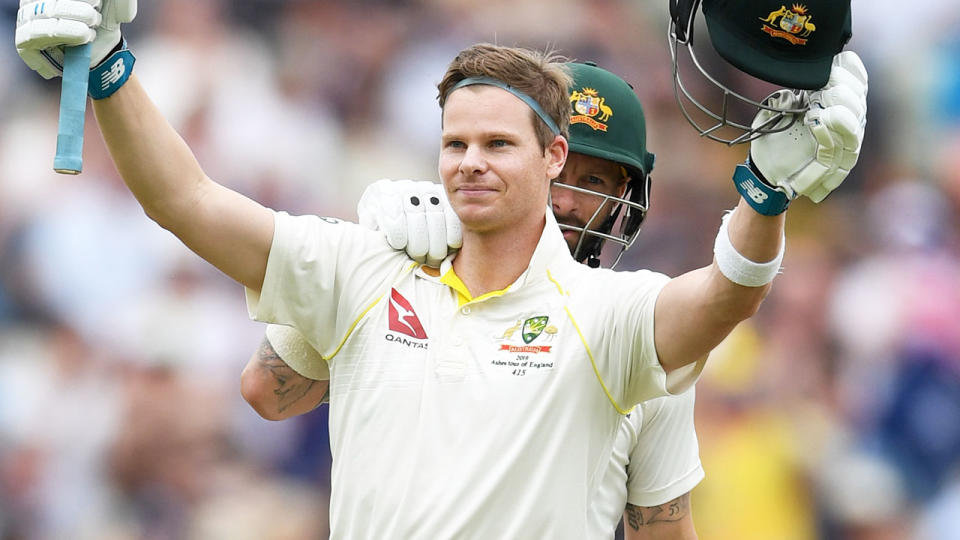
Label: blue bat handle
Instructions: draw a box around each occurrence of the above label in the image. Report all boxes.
[54,43,92,175]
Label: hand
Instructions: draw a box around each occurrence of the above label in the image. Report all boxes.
[750,51,868,203]
[16,0,137,79]
[357,179,462,267]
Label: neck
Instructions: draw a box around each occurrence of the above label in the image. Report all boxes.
[452,214,546,298]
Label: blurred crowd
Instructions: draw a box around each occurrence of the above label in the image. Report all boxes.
[1,1,958,539]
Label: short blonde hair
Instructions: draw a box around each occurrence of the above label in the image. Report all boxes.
[437,44,572,150]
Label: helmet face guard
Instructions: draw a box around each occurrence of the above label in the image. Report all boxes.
[668,0,807,145]
[552,168,651,269]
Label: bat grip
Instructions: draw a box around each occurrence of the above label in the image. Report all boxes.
[54,43,93,175]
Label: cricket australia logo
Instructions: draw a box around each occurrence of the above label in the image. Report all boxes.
[759,4,816,45]
[496,316,557,354]
[386,288,428,348]
[570,87,613,132]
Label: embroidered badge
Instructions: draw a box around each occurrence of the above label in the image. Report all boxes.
[759,4,816,45]
[570,87,613,132]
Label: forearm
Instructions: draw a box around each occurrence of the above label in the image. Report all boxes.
[92,75,273,289]
[654,200,783,372]
[92,75,206,226]
[623,494,697,540]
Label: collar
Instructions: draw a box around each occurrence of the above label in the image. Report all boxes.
[416,207,575,304]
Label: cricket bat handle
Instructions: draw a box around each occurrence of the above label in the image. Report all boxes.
[54,43,92,175]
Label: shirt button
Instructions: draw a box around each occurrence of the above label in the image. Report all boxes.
[452,337,464,347]
[461,306,471,315]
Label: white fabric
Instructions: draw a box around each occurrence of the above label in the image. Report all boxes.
[713,211,785,287]
[245,209,698,539]
[590,388,704,538]
[265,324,329,381]
[16,0,137,79]
[751,51,869,203]
[356,178,461,268]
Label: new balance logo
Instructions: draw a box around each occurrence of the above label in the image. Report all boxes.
[100,58,126,91]
[739,179,768,204]
[388,289,428,340]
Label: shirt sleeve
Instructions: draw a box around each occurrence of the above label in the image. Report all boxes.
[246,212,411,360]
[265,324,329,381]
[590,269,705,407]
[625,388,704,507]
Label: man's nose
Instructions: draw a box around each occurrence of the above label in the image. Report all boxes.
[458,145,487,176]
[551,183,577,215]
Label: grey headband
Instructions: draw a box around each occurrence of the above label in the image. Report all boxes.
[447,76,561,136]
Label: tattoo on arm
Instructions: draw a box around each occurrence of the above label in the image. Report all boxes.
[257,338,317,414]
[625,493,690,530]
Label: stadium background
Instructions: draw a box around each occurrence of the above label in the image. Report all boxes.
[1,0,958,538]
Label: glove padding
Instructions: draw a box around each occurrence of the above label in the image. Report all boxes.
[16,0,137,79]
[750,51,868,203]
[357,179,462,267]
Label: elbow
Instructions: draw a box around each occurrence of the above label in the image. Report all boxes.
[240,366,284,421]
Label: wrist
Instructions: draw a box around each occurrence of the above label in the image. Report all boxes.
[88,40,135,100]
[732,157,792,216]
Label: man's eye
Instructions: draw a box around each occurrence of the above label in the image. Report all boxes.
[586,175,605,185]
[490,139,509,148]
[446,140,465,149]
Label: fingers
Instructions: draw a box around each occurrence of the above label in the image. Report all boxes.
[424,193,447,267]
[442,191,462,249]
[402,191,429,263]
[833,51,868,90]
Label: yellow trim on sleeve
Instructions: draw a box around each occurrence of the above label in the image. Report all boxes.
[324,262,420,361]
[563,305,633,416]
[440,267,511,308]
[323,293,384,361]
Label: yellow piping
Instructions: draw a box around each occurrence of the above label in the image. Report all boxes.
[563,307,633,416]
[325,262,420,361]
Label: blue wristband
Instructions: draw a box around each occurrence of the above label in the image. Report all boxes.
[88,48,135,100]
[732,160,791,216]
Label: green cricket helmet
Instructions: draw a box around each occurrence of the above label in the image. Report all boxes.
[555,61,655,268]
[669,0,852,144]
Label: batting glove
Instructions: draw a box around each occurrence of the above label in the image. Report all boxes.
[16,0,137,79]
[750,51,869,204]
[357,179,462,267]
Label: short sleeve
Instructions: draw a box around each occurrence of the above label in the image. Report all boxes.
[625,389,704,507]
[246,211,411,358]
[265,324,329,381]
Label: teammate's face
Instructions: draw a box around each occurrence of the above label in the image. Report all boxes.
[551,152,628,253]
[439,85,566,235]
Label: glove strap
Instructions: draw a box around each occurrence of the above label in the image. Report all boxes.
[88,42,135,100]
[733,158,792,216]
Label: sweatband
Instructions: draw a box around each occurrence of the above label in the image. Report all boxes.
[448,76,561,135]
[89,44,135,100]
[732,158,792,216]
[713,211,785,287]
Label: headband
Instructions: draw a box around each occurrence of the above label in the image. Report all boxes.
[448,76,561,136]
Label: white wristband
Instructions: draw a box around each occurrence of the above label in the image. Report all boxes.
[713,211,785,287]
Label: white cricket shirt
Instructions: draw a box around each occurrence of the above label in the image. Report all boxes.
[589,388,704,538]
[247,210,703,539]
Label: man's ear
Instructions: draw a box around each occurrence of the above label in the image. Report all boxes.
[545,135,568,180]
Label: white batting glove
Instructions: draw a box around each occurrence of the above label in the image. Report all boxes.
[357,179,462,267]
[15,0,137,79]
[751,51,868,203]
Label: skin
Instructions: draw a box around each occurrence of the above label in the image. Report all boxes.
[551,152,629,254]
[438,85,567,298]
[624,494,697,540]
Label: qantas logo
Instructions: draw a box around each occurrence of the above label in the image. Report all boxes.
[388,289,427,340]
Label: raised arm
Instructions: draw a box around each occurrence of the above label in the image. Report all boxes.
[653,52,868,373]
[16,2,274,291]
